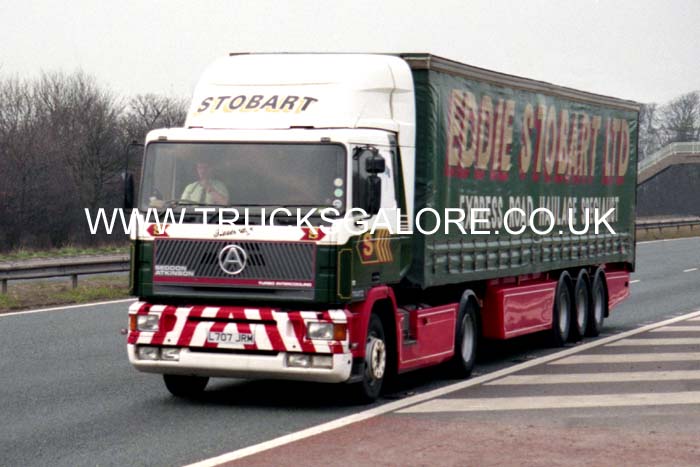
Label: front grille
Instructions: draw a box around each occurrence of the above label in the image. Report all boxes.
[154,239,315,284]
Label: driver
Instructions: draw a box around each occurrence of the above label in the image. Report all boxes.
[181,161,229,205]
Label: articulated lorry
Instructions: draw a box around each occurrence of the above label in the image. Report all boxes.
[126,53,638,400]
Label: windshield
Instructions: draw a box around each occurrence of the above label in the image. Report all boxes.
[139,142,347,213]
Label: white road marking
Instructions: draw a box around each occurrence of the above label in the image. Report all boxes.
[398,391,700,413]
[550,352,700,364]
[0,298,135,318]
[650,325,700,332]
[607,337,700,346]
[487,370,700,385]
[630,279,640,284]
[683,268,698,273]
[183,309,700,467]
[637,237,700,245]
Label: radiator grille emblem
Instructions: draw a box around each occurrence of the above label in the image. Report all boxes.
[218,245,248,275]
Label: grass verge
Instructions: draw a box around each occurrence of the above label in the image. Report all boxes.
[0,245,128,262]
[0,275,130,313]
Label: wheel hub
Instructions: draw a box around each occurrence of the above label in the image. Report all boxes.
[366,337,386,380]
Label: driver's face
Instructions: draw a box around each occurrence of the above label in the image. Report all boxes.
[196,163,212,180]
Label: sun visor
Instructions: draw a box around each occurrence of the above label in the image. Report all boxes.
[184,54,412,132]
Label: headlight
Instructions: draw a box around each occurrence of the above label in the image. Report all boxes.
[287,354,311,368]
[307,322,334,340]
[161,348,181,361]
[136,314,160,332]
[306,322,347,340]
[137,346,160,360]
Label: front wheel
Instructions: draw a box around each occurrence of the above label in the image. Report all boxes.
[448,300,478,378]
[163,374,209,398]
[352,314,386,403]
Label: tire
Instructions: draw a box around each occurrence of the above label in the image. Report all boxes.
[570,270,591,341]
[586,269,607,337]
[352,314,386,403]
[550,272,573,347]
[163,374,209,398]
[449,299,478,378]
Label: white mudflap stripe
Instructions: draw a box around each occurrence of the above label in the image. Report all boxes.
[398,391,700,413]
[550,352,700,364]
[488,370,700,385]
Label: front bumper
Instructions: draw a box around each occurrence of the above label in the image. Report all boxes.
[127,345,353,383]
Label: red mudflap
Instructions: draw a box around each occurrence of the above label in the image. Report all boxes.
[606,270,630,312]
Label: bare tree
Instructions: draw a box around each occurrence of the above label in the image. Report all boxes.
[0,76,49,247]
[36,71,125,213]
[121,93,188,189]
[638,103,663,161]
[660,91,700,144]
[0,70,189,252]
[123,93,188,143]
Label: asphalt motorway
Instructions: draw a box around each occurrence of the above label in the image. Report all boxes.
[1,237,699,467]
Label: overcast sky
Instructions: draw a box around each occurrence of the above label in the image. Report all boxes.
[2,0,699,104]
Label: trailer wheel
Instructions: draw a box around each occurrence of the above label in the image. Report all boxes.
[163,374,209,398]
[571,270,591,340]
[550,272,573,346]
[449,299,478,378]
[586,269,607,337]
[352,314,386,402]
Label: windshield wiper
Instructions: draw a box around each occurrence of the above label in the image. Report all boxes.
[159,199,225,210]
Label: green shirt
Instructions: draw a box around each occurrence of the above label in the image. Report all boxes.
[181,180,229,204]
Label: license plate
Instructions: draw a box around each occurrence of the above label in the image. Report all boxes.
[207,331,255,345]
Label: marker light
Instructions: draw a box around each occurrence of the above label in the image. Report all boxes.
[307,322,347,341]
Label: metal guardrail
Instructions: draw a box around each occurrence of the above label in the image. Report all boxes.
[0,217,698,293]
[636,217,700,229]
[635,217,700,241]
[0,254,129,294]
[638,142,700,172]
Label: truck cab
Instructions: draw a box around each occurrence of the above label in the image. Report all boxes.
[128,54,419,399]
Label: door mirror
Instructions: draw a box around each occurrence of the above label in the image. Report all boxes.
[123,173,135,210]
[365,153,385,174]
[353,146,383,216]
[364,175,381,215]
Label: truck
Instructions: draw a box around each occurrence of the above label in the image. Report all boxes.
[126,53,638,401]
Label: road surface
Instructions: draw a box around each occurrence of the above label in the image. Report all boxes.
[0,237,698,466]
